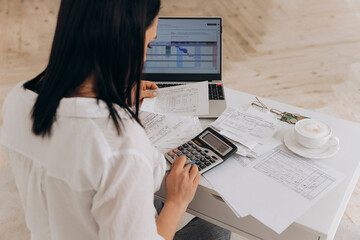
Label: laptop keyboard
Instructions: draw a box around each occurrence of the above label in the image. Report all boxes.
[157,83,224,100]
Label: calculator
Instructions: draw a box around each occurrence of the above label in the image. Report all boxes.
[165,127,238,174]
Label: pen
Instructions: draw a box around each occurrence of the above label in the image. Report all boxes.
[165,160,198,173]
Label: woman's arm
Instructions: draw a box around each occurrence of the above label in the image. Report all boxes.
[156,156,201,240]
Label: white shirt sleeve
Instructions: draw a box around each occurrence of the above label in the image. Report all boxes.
[91,150,164,240]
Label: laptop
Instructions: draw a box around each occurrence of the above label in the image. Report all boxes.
[142,17,226,118]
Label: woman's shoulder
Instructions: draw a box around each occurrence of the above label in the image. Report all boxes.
[2,81,32,111]
[93,116,154,156]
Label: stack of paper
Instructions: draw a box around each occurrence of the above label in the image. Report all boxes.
[211,106,282,157]
[203,146,345,234]
[139,111,202,152]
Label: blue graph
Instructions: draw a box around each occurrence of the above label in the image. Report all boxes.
[177,46,189,55]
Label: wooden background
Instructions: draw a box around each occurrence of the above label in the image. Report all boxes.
[1,0,359,239]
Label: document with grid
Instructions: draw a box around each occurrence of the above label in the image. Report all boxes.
[203,145,345,234]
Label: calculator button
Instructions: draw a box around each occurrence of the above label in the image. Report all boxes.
[188,141,193,146]
[212,156,218,160]
[205,161,211,166]
[186,153,192,158]
[205,155,210,159]
[190,156,196,161]
[182,150,190,155]
[195,161,200,165]
[210,159,216,163]
[167,151,175,156]
[200,157,206,162]
[200,152,207,156]
[199,164,206,169]
[178,146,184,151]
[195,147,201,151]
[204,150,209,153]
[173,149,180,154]
[195,153,201,158]
[183,144,189,148]
[190,149,197,154]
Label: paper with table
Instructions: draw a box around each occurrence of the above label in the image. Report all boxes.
[204,145,345,234]
[139,111,203,152]
[211,106,282,157]
[141,81,209,116]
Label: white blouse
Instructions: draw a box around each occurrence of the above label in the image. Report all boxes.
[1,82,166,240]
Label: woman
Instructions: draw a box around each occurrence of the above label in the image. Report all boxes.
[1,0,231,239]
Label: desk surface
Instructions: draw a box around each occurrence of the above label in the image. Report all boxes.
[157,87,360,240]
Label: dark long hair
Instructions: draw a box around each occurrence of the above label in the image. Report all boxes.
[24,0,161,136]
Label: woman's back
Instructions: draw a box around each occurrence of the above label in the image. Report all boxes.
[1,82,165,239]
[0,0,231,239]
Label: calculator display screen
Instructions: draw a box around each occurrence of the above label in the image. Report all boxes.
[201,133,230,154]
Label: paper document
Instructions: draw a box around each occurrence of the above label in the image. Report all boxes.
[248,138,282,158]
[226,132,281,157]
[220,129,258,150]
[229,153,257,168]
[139,111,202,150]
[246,106,279,122]
[141,81,209,116]
[204,146,345,234]
[211,106,278,149]
[232,141,253,156]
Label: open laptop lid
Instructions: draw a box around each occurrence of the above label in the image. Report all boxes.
[142,17,222,82]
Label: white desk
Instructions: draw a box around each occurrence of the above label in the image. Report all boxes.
[155,88,360,240]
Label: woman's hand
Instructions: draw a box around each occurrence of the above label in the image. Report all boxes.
[139,80,158,103]
[131,80,158,106]
[164,155,201,210]
[156,156,200,240]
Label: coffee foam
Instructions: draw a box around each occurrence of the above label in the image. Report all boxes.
[296,119,330,138]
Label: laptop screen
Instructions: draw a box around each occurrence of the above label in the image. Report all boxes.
[142,17,222,81]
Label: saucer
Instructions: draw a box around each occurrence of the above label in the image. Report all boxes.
[283,130,340,159]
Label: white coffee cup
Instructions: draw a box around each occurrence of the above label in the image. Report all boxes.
[294,119,339,149]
